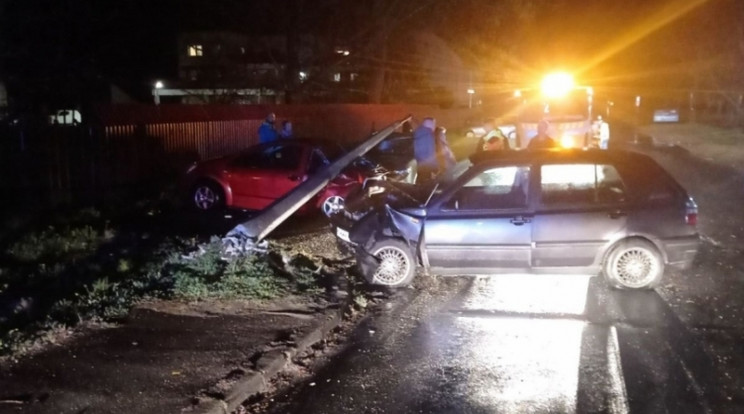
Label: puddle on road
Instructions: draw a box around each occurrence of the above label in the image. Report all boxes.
[451,316,585,412]
[461,274,593,316]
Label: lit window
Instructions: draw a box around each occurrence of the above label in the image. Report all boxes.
[299,71,308,82]
[188,44,203,57]
[240,47,246,55]
[49,109,82,125]
[333,73,341,82]
[350,73,359,82]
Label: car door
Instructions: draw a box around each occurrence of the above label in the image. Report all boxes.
[531,162,628,268]
[424,164,533,272]
[227,143,307,210]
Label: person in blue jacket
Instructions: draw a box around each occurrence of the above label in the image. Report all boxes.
[413,117,438,182]
[258,113,279,143]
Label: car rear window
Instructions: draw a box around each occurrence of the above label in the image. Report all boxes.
[614,156,685,203]
[540,163,626,206]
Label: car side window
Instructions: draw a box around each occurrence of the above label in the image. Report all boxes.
[540,163,626,206]
[449,166,530,210]
[235,144,303,171]
[377,138,413,157]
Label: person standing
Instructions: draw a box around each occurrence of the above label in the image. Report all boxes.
[280,120,293,139]
[475,118,504,153]
[598,118,610,149]
[413,117,438,182]
[435,126,456,172]
[258,113,279,143]
[482,128,510,151]
[527,119,557,149]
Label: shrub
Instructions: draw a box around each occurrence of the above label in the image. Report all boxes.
[7,225,102,262]
[170,241,286,300]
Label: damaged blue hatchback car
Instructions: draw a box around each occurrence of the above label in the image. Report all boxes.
[331,148,699,289]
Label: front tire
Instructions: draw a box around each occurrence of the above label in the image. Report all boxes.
[603,239,664,289]
[191,181,225,212]
[358,238,416,287]
[321,195,345,217]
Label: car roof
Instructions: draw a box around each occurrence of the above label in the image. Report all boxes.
[469,148,656,167]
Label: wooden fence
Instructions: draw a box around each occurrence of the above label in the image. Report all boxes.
[1,104,477,209]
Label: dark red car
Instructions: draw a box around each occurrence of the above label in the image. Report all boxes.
[185,139,374,216]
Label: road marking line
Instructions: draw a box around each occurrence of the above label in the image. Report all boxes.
[607,325,630,414]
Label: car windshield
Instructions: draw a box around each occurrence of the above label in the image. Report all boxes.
[424,159,473,205]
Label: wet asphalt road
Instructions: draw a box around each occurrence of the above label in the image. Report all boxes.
[264,274,736,413]
[255,124,744,414]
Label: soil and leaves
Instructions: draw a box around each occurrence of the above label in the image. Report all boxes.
[0,203,338,359]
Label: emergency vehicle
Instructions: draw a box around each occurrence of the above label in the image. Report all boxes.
[507,72,608,149]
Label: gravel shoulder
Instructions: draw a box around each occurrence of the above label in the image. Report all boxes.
[630,123,744,406]
[640,123,744,174]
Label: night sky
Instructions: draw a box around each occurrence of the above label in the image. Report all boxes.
[0,0,740,108]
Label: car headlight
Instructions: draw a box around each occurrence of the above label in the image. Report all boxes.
[367,185,385,196]
[393,169,410,179]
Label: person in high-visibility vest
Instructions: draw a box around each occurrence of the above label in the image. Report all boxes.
[598,117,610,149]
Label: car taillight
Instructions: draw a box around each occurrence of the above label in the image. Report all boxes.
[685,197,698,225]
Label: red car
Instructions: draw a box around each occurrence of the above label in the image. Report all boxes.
[185,139,373,217]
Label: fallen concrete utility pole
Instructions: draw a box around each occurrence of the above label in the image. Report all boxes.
[225,115,412,245]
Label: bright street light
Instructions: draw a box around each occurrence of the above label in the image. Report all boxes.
[467,88,475,108]
[541,72,574,99]
[154,80,164,104]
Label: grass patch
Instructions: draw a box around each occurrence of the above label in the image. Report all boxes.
[0,208,329,358]
[169,239,286,300]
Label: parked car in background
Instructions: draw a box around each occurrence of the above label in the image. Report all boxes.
[184,138,386,217]
[465,123,517,150]
[332,148,699,290]
[653,108,680,123]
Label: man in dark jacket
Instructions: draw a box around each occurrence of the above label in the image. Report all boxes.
[527,119,557,149]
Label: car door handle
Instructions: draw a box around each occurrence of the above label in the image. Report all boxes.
[608,210,627,219]
[288,175,302,181]
[510,215,532,226]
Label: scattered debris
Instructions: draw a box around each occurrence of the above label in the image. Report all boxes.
[221,225,269,257]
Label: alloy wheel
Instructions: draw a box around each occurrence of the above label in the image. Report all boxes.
[194,185,217,210]
[322,195,345,217]
[372,246,411,286]
[613,247,659,288]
